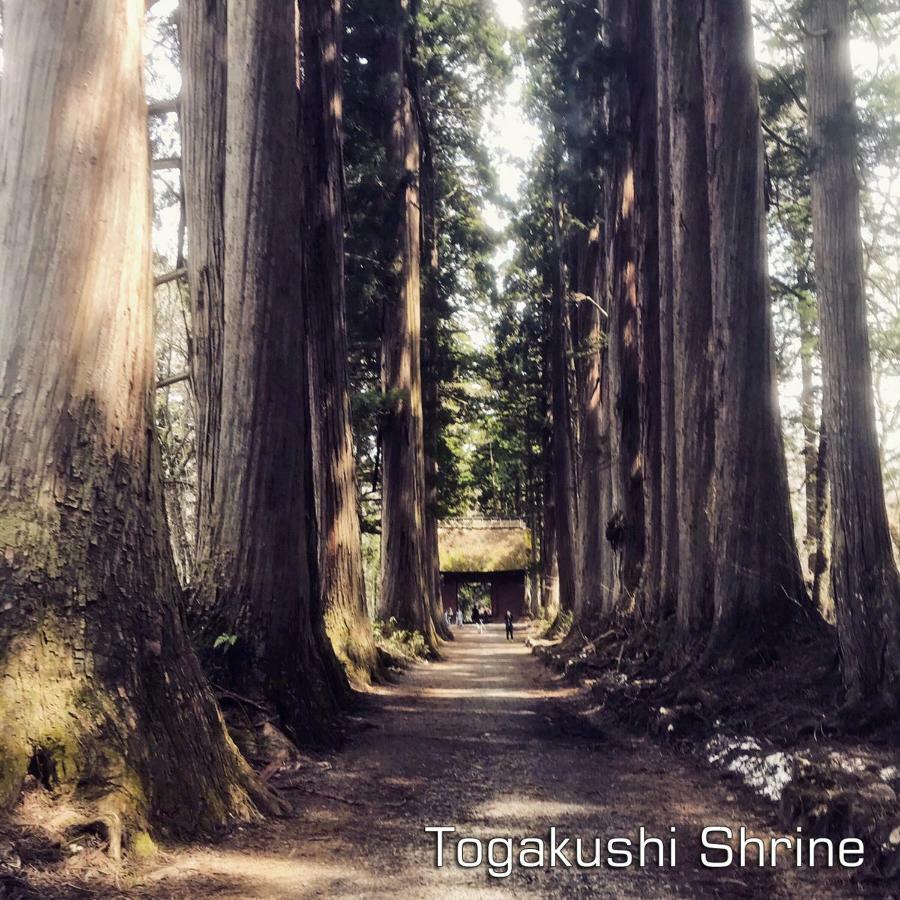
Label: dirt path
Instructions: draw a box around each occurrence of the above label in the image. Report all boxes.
[132,626,867,899]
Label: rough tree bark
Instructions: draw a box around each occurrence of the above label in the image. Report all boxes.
[377,0,438,648]
[652,0,679,622]
[799,307,820,572]
[631,0,664,626]
[301,0,382,683]
[565,0,607,630]
[183,0,347,740]
[575,252,608,626]
[804,0,900,710]
[700,0,811,658]
[668,0,715,638]
[418,91,452,641]
[604,0,645,614]
[550,201,581,616]
[540,465,560,617]
[540,330,560,618]
[180,0,225,553]
[0,0,272,836]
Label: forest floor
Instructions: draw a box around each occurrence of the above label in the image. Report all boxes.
[4,626,886,899]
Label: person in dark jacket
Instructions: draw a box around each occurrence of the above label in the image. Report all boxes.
[504,610,514,641]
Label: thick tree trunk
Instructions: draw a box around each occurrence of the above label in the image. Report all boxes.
[669,0,715,638]
[631,0,663,626]
[540,431,560,617]
[184,0,347,740]
[420,114,452,642]
[377,0,437,648]
[604,0,644,614]
[653,0,679,622]
[180,0,226,554]
[526,453,541,616]
[566,0,606,630]
[597,344,617,617]
[0,0,272,835]
[550,207,581,615]
[301,0,381,684]
[576,267,607,626]
[700,0,810,658]
[804,0,900,708]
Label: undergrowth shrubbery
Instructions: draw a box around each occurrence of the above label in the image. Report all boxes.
[373,617,429,662]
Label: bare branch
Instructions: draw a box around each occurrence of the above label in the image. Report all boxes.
[154,267,187,288]
[156,371,190,390]
[148,96,181,116]
[151,157,181,172]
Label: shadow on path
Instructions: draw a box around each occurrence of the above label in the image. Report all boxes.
[133,625,863,899]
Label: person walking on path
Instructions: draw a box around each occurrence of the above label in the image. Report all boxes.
[456,607,464,627]
[472,606,484,634]
[505,610,514,641]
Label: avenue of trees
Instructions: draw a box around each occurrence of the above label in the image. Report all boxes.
[0,0,899,849]
[490,0,900,716]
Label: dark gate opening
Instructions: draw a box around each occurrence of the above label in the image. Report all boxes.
[440,570,527,622]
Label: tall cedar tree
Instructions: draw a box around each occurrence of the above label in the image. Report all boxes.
[550,198,581,616]
[564,0,608,627]
[182,0,347,739]
[700,0,811,658]
[377,0,438,648]
[668,0,716,637]
[604,0,645,613]
[0,0,274,832]
[804,0,900,710]
[420,120,454,641]
[651,0,679,622]
[630,0,663,625]
[301,0,382,683]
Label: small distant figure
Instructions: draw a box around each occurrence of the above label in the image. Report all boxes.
[445,607,454,627]
[505,610,514,641]
[472,606,484,634]
[456,607,464,627]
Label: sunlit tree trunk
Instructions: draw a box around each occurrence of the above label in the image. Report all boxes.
[184,0,347,739]
[420,114,452,641]
[180,0,226,557]
[302,0,381,683]
[377,0,437,648]
[805,0,900,710]
[700,0,810,659]
[0,0,272,833]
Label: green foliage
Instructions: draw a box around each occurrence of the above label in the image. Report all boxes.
[213,633,238,652]
[343,0,511,526]
[373,617,429,660]
[756,0,900,526]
